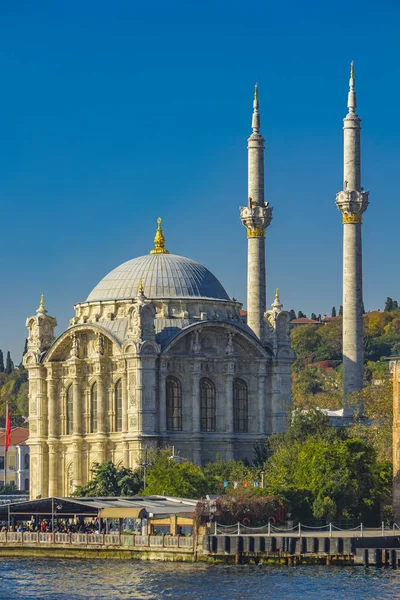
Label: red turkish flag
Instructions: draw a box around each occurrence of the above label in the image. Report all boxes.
[5,404,11,451]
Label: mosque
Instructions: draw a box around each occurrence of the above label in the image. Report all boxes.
[23,86,294,498]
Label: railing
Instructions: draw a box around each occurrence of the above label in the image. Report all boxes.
[214,521,400,538]
[87,534,104,544]
[0,532,194,551]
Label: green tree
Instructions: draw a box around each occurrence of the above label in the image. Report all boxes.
[311,313,317,321]
[339,305,343,316]
[348,377,393,462]
[74,461,143,497]
[5,352,12,375]
[331,306,336,317]
[297,311,307,319]
[394,301,399,309]
[263,415,391,523]
[289,309,296,321]
[144,448,208,498]
[385,297,394,312]
[291,325,321,370]
[0,351,3,373]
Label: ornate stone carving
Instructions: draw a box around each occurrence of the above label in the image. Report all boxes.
[240,204,273,237]
[336,189,369,224]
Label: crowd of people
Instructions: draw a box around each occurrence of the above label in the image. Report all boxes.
[0,518,105,534]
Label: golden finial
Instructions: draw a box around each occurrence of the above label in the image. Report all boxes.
[275,287,279,301]
[254,82,258,100]
[138,278,144,294]
[350,60,354,78]
[150,217,170,254]
[40,293,45,308]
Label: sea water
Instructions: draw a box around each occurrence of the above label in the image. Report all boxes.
[1,558,400,599]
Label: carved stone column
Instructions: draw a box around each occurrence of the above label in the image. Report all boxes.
[97,373,106,434]
[123,441,129,467]
[225,361,234,460]
[48,442,59,497]
[72,363,82,435]
[258,363,267,435]
[46,363,59,496]
[71,362,83,489]
[159,360,168,435]
[122,372,128,434]
[191,361,201,464]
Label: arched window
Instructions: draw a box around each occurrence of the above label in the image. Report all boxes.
[90,382,98,433]
[66,385,73,435]
[115,380,123,432]
[233,379,248,433]
[200,378,216,432]
[166,377,182,431]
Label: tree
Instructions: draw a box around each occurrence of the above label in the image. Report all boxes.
[0,350,4,373]
[74,461,143,497]
[144,449,208,498]
[22,339,28,357]
[291,325,322,370]
[394,301,399,309]
[331,306,337,317]
[385,297,394,312]
[289,309,296,321]
[317,314,321,321]
[348,378,393,462]
[339,305,343,316]
[311,313,317,321]
[5,352,12,375]
[263,411,391,523]
[297,311,306,319]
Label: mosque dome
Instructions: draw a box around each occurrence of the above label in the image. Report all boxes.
[86,219,230,303]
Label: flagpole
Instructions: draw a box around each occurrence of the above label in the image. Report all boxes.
[4,404,7,489]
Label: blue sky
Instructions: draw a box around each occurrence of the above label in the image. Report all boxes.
[1,1,399,361]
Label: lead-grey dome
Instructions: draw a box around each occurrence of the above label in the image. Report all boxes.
[86,253,230,302]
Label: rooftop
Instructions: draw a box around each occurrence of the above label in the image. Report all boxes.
[0,427,29,447]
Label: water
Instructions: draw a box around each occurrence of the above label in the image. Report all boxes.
[1,559,400,599]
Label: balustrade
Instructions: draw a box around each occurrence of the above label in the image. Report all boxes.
[0,531,193,551]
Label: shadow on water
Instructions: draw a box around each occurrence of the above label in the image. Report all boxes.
[1,559,400,600]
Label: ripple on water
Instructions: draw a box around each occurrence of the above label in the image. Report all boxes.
[1,559,400,600]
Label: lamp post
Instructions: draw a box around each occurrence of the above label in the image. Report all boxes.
[261,470,265,489]
[139,451,152,492]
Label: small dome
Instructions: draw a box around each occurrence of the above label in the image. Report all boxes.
[86,253,230,302]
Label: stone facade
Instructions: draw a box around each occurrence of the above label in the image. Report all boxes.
[24,89,295,500]
[336,63,369,415]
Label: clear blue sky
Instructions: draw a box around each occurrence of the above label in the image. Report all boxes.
[1,1,399,361]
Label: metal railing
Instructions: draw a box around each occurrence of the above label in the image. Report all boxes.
[0,532,193,550]
[214,521,400,538]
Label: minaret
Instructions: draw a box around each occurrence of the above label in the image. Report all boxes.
[240,84,273,340]
[336,62,369,414]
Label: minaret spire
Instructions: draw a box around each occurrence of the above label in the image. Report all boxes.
[252,83,260,133]
[240,84,273,340]
[336,62,369,416]
[348,60,356,113]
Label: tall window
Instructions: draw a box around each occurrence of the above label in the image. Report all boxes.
[115,380,123,432]
[233,379,248,433]
[200,378,216,432]
[90,382,98,433]
[66,385,73,435]
[166,376,182,431]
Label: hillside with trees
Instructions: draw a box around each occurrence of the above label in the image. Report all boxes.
[0,348,28,427]
[290,298,399,462]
